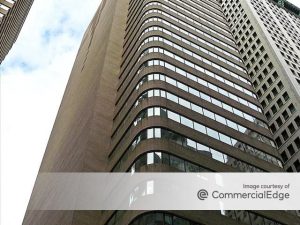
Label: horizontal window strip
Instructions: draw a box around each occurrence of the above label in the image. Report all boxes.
[118,151,212,172]
[140,25,242,62]
[153,0,230,34]
[131,107,279,165]
[135,73,267,128]
[112,128,265,173]
[144,6,235,45]
[141,14,238,52]
[133,90,274,148]
[140,35,247,80]
[138,52,260,112]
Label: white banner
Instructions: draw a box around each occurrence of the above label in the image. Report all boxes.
[27,173,300,210]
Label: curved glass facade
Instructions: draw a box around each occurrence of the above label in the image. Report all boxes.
[100,0,298,224]
[112,128,265,172]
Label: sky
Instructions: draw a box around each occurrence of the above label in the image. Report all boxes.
[1,0,300,225]
[0,0,100,224]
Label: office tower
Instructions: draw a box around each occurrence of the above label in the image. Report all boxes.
[24,0,300,224]
[0,0,34,63]
[221,0,300,172]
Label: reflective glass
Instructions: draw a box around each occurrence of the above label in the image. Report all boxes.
[168,111,180,123]
[170,156,185,171]
[194,123,206,134]
[181,117,193,128]
[207,128,219,139]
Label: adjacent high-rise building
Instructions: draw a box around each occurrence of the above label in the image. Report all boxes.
[24,0,300,224]
[221,0,300,172]
[0,0,34,64]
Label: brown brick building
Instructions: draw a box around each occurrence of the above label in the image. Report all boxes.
[23,0,300,224]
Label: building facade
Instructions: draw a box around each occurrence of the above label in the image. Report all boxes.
[24,0,300,224]
[0,0,34,63]
[221,0,300,172]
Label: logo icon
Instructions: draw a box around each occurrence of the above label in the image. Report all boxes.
[197,189,208,200]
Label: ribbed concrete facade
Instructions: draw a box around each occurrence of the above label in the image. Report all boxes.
[24,0,300,224]
[0,0,34,64]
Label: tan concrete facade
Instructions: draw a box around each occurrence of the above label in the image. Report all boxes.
[23,0,130,224]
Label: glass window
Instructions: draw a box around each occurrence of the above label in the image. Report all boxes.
[211,98,222,107]
[223,103,233,112]
[187,73,197,82]
[154,128,161,138]
[194,123,206,134]
[211,150,225,163]
[179,98,191,108]
[198,78,208,87]
[147,129,154,139]
[223,154,229,164]
[200,93,211,102]
[231,138,238,146]
[219,133,232,146]
[147,152,154,164]
[203,109,215,120]
[208,83,218,92]
[197,143,210,152]
[170,156,185,171]
[148,108,154,117]
[168,111,180,123]
[185,61,194,68]
[154,107,160,116]
[166,76,177,86]
[170,132,183,145]
[148,74,154,81]
[185,161,200,172]
[162,153,170,165]
[227,120,238,130]
[191,104,203,114]
[181,117,194,128]
[189,88,199,97]
[219,88,228,96]
[140,213,156,225]
[186,139,196,149]
[167,93,178,103]
[160,108,168,118]
[164,214,173,225]
[148,90,154,97]
[196,65,205,73]
[207,128,219,139]
[215,115,226,125]
[154,90,160,96]
[238,125,247,133]
[173,216,189,225]
[178,82,188,92]
[233,108,244,117]
[135,154,147,170]
[175,55,184,63]
[176,68,186,76]
[229,93,239,101]
[154,152,162,164]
